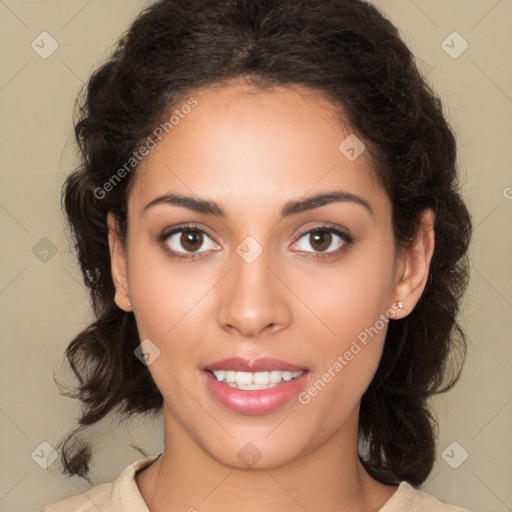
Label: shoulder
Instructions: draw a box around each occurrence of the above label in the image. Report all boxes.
[40,482,113,512]
[40,454,161,512]
[379,481,473,512]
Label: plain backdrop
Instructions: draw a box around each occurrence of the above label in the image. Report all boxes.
[0,1,511,511]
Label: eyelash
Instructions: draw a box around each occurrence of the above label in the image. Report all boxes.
[157,222,354,261]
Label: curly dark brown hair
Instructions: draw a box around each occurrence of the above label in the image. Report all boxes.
[56,0,472,487]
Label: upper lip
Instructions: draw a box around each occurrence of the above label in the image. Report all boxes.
[204,357,307,372]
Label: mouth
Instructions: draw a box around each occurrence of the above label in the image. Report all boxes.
[203,357,309,415]
[206,369,305,390]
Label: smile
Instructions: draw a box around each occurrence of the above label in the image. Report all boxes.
[209,370,304,390]
[203,357,309,414]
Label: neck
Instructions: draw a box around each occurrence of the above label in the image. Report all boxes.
[136,411,397,512]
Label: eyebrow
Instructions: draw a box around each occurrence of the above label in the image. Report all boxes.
[143,190,374,218]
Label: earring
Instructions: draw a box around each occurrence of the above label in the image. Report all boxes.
[394,300,403,310]
[128,300,132,308]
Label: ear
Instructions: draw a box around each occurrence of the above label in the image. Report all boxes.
[390,208,435,319]
[107,211,132,312]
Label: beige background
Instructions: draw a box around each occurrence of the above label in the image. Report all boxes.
[0,1,511,511]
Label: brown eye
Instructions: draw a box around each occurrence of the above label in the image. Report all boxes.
[292,225,352,257]
[161,224,220,259]
[308,230,332,252]
[180,230,204,252]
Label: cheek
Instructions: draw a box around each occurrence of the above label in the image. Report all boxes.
[291,241,395,345]
[127,240,213,340]
[126,247,206,406]
[292,242,394,407]
[297,322,388,429]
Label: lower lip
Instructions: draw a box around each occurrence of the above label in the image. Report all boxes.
[205,371,309,415]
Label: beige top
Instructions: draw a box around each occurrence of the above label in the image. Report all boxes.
[42,454,470,512]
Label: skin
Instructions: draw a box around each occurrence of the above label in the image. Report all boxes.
[108,81,435,512]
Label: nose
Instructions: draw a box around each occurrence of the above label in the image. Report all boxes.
[216,246,292,339]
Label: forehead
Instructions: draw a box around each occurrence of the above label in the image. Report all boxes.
[128,82,389,221]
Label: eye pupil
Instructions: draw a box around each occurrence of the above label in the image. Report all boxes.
[310,230,331,252]
[181,230,203,252]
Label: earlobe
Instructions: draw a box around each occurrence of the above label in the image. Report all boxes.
[107,211,132,312]
[390,209,435,319]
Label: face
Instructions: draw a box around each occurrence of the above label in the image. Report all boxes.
[108,82,433,470]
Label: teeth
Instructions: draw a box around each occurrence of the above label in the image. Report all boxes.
[214,370,225,382]
[236,371,253,385]
[253,371,270,385]
[211,369,303,389]
[269,370,282,383]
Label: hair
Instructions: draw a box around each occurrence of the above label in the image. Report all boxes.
[56,0,472,486]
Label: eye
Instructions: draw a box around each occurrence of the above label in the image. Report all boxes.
[158,223,220,260]
[291,225,353,258]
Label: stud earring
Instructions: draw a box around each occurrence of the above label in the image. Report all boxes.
[394,300,403,310]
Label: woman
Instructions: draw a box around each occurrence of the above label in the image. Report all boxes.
[42,0,473,510]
